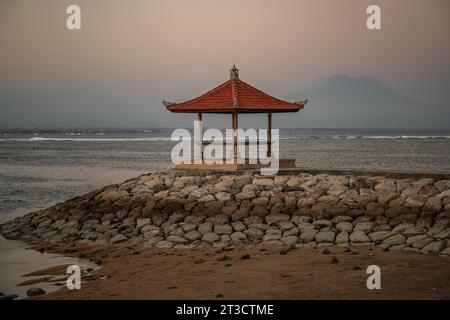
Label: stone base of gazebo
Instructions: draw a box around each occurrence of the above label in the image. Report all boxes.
[173,158,297,171]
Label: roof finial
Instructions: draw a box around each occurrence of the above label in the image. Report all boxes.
[230,64,239,80]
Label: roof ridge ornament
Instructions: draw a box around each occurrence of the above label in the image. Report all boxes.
[294,99,308,106]
[162,100,177,107]
[230,64,239,80]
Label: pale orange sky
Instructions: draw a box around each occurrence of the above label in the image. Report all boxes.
[0,0,449,128]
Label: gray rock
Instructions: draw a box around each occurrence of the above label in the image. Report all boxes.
[411,236,434,249]
[0,294,18,300]
[152,213,168,226]
[142,228,161,238]
[406,234,428,245]
[283,227,300,237]
[382,234,406,246]
[392,223,415,233]
[168,212,186,223]
[184,216,203,225]
[202,232,220,243]
[184,230,201,241]
[136,218,151,229]
[375,181,396,192]
[198,222,213,235]
[110,234,128,244]
[291,215,311,226]
[181,223,197,233]
[198,194,215,203]
[214,224,233,235]
[162,223,177,235]
[253,178,274,187]
[247,223,269,231]
[349,231,370,243]
[420,241,445,254]
[425,196,442,211]
[278,221,295,231]
[265,214,290,225]
[205,214,229,225]
[332,215,353,223]
[403,227,426,237]
[434,180,450,192]
[313,219,333,229]
[335,231,349,244]
[230,232,247,241]
[298,223,316,233]
[263,234,282,241]
[336,222,353,233]
[58,220,78,231]
[389,244,406,251]
[235,191,256,201]
[315,230,335,243]
[300,229,318,242]
[215,192,232,202]
[143,236,164,246]
[155,240,174,248]
[369,231,394,242]
[244,228,264,240]
[244,216,263,225]
[265,226,282,235]
[281,236,298,246]
[116,210,128,220]
[433,228,450,239]
[252,196,269,207]
[231,221,246,232]
[166,235,188,244]
[51,219,66,228]
[373,224,392,232]
[354,222,374,233]
[439,247,450,257]
[27,288,46,297]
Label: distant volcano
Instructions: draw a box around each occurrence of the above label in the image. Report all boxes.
[286,75,449,129]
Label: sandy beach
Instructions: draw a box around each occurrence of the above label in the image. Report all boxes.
[24,242,450,300]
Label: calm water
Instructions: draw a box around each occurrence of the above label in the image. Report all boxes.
[1,128,450,219]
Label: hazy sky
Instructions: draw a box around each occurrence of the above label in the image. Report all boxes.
[1,0,449,128]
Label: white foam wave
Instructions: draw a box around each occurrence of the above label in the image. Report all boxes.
[27,137,172,142]
[0,135,449,142]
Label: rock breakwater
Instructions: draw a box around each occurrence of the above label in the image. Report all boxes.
[1,171,450,256]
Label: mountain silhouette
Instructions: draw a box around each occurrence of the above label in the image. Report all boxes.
[286,75,449,129]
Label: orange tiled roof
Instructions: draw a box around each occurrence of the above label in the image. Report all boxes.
[164,66,306,113]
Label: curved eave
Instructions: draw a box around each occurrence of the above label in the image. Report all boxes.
[165,104,305,114]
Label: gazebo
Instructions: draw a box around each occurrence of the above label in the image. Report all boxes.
[163,65,307,171]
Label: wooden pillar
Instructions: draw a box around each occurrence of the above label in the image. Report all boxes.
[232,112,238,162]
[267,112,272,157]
[198,113,203,161]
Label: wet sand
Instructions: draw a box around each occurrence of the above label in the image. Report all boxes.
[30,243,450,300]
[0,236,99,299]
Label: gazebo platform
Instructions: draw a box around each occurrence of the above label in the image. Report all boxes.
[173,158,297,171]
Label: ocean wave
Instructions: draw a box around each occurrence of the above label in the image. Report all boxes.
[361,135,450,139]
[0,135,449,142]
[26,137,172,142]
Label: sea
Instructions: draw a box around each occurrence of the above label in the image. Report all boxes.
[1,128,450,221]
